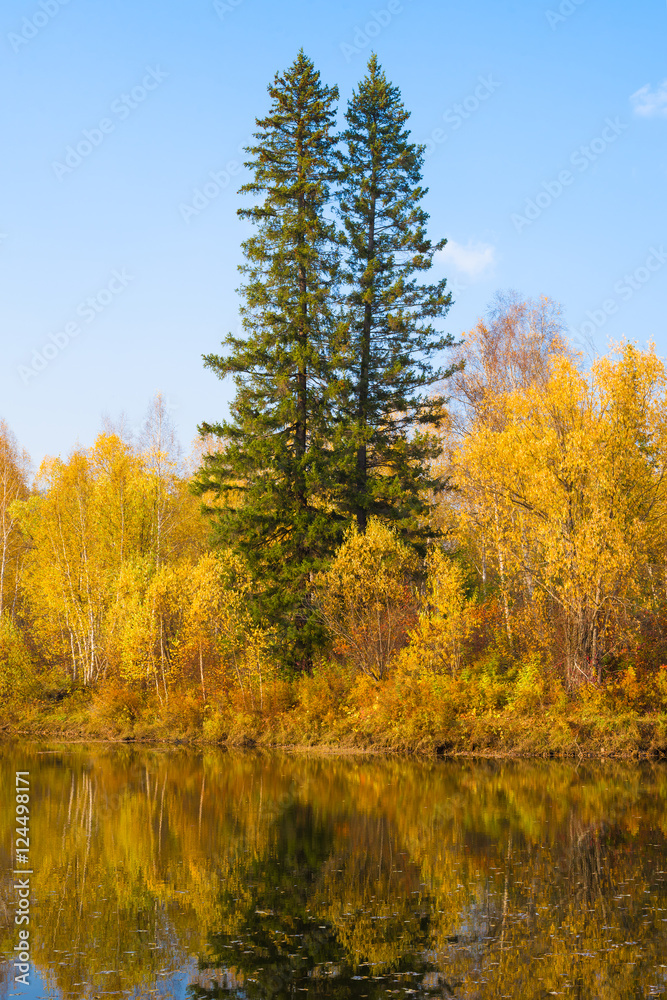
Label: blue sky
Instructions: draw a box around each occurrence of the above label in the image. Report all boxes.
[1,0,665,465]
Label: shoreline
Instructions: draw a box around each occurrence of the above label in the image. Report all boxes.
[2,713,667,760]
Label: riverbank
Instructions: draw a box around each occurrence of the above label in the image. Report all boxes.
[2,672,667,758]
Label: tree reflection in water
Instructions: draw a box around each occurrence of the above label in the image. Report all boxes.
[1,749,666,999]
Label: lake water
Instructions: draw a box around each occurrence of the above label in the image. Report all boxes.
[1,746,667,999]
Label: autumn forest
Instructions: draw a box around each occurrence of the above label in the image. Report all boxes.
[2,54,667,755]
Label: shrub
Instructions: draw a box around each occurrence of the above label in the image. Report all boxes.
[403,548,474,676]
[0,615,35,701]
[90,683,144,734]
[510,655,546,713]
[315,519,418,680]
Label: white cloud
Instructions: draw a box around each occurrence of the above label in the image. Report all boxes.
[436,238,496,281]
[630,80,667,118]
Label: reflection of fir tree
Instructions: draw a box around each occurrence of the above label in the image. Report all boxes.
[190,802,436,1000]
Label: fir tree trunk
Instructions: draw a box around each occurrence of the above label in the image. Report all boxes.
[356,169,376,535]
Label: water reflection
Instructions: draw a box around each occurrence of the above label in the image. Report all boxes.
[1,748,667,998]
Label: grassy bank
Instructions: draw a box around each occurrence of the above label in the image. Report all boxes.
[3,663,667,758]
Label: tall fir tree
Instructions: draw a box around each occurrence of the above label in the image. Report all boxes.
[335,54,458,539]
[196,52,341,667]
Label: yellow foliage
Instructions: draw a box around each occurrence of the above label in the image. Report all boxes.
[13,432,210,687]
[403,549,473,676]
[107,551,275,709]
[655,666,667,711]
[510,655,546,713]
[445,341,667,688]
[0,613,33,700]
[316,519,418,680]
[0,419,30,618]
